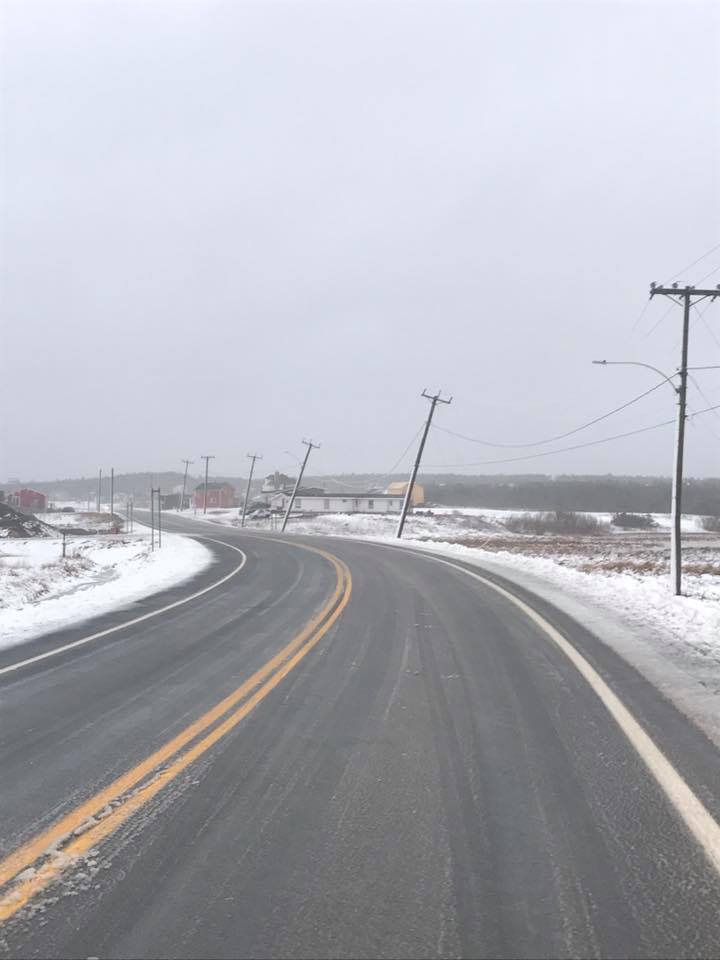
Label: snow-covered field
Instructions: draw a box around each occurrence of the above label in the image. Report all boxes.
[0,531,213,650]
[41,511,123,533]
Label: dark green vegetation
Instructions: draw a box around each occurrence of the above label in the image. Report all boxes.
[8,472,720,517]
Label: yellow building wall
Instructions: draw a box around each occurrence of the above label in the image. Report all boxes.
[387,482,425,505]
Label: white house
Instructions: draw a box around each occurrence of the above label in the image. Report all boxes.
[270,493,403,514]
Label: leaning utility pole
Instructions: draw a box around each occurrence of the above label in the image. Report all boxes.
[241,453,263,527]
[200,455,215,514]
[180,459,193,512]
[396,389,452,539]
[649,282,720,595]
[282,440,320,532]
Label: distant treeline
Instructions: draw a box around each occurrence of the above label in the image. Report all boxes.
[421,476,720,516]
[9,472,249,501]
[8,472,720,516]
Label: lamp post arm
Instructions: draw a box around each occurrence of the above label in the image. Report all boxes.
[592,359,679,395]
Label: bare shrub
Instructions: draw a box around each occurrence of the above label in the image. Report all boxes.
[701,516,720,532]
[611,512,658,529]
[578,558,662,575]
[504,511,605,535]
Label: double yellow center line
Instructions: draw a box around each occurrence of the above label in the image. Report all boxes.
[0,545,352,924]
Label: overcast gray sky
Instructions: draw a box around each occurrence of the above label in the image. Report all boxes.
[2,0,719,482]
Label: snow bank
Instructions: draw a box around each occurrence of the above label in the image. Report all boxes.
[0,532,213,650]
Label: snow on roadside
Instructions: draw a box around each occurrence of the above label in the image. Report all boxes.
[395,536,720,667]
[0,531,213,651]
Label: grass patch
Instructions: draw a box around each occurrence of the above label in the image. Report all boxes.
[504,511,606,535]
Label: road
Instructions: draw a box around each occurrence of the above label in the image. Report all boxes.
[1,514,719,958]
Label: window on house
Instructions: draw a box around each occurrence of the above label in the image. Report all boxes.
[324,499,330,510]
[295,499,302,509]
[368,499,374,510]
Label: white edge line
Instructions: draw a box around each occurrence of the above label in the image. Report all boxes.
[404,549,720,878]
[0,537,247,677]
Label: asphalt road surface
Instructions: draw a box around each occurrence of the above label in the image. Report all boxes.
[1,514,720,959]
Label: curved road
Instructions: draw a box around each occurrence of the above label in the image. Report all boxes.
[1,515,719,958]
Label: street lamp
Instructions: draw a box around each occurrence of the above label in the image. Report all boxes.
[592,360,679,396]
[593,359,720,595]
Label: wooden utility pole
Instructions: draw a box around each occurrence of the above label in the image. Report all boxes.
[241,453,263,527]
[282,440,320,532]
[649,282,720,594]
[97,468,102,512]
[396,390,452,539]
[200,455,215,514]
[150,487,162,548]
[180,459,193,512]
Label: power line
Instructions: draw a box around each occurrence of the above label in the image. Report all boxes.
[424,401,720,469]
[426,419,675,468]
[383,425,424,481]
[641,298,679,339]
[663,241,720,284]
[430,379,667,449]
[688,373,720,424]
[629,298,653,334]
[687,395,720,442]
[696,263,720,285]
[695,303,720,352]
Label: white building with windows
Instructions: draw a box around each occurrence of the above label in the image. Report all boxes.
[270,493,402,514]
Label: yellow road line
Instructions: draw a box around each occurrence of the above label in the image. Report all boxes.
[0,546,352,924]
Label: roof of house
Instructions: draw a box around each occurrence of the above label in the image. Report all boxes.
[295,493,399,500]
[194,482,234,492]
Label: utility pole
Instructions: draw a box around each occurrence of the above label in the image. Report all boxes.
[200,455,215,514]
[396,389,452,539]
[150,486,156,550]
[157,487,162,547]
[180,459,193,512]
[97,468,102,513]
[110,467,114,520]
[241,453,263,527]
[649,282,720,595]
[282,440,320,532]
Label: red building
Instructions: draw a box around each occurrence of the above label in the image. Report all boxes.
[8,489,47,513]
[193,482,236,509]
